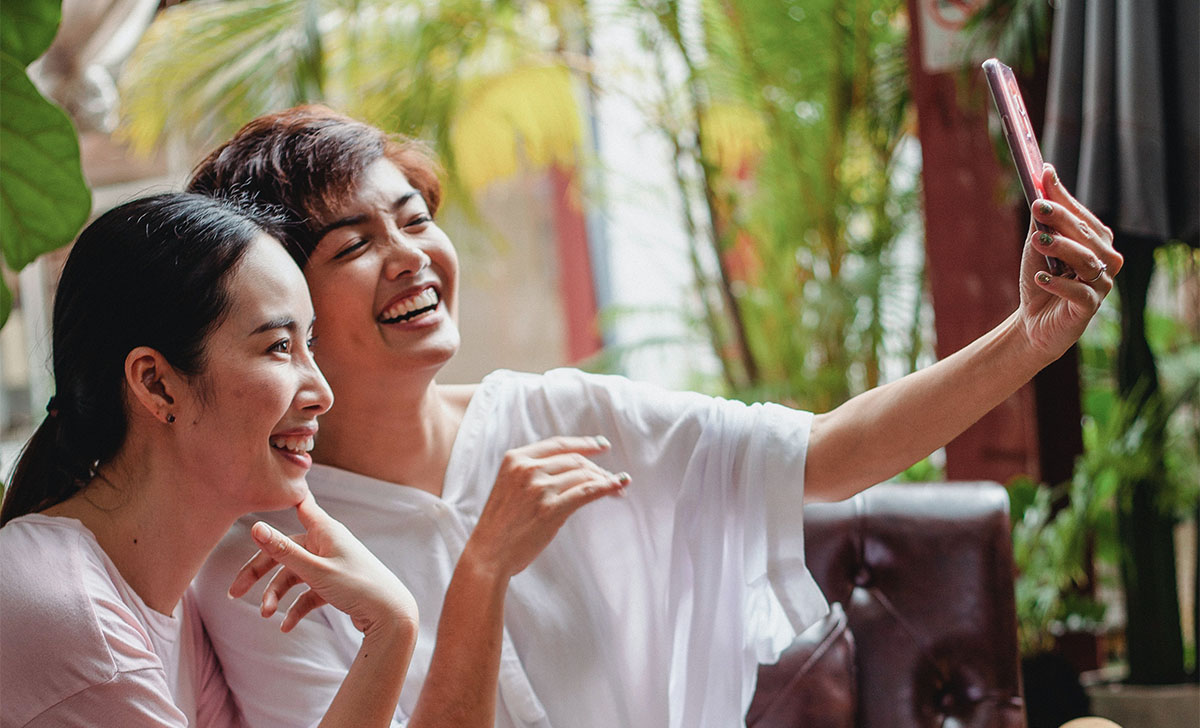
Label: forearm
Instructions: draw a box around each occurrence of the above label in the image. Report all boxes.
[320,616,418,728]
[806,311,1051,500]
[407,546,508,728]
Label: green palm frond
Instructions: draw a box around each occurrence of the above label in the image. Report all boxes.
[119,0,587,204]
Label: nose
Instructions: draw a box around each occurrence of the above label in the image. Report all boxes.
[382,227,431,280]
[298,352,334,416]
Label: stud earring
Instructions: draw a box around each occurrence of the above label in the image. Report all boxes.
[166,414,176,423]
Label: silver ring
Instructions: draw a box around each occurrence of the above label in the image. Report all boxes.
[1084,263,1108,283]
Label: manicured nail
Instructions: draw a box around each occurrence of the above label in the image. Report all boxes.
[1036,271,1052,284]
[1039,202,1053,215]
[1038,232,1053,245]
[616,472,631,484]
[594,435,611,449]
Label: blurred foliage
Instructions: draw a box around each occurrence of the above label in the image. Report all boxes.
[0,0,91,328]
[119,0,587,210]
[1011,242,1200,656]
[619,0,926,410]
[962,0,1052,74]
[122,0,930,411]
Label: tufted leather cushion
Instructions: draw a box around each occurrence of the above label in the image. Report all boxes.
[750,482,1026,728]
[749,602,856,728]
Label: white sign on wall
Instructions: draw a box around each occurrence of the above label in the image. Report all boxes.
[917,0,992,73]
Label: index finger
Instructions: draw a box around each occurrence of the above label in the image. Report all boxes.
[1041,164,1110,240]
[294,490,332,532]
[511,435,613,460]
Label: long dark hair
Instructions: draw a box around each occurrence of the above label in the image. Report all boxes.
[187,105,441,267]
[0,193,283,526]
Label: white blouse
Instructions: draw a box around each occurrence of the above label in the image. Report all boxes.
[193,368,827,728]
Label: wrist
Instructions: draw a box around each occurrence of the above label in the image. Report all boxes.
[455,541,512,594]
[362,605,419,647]
[1002,309,1061,372]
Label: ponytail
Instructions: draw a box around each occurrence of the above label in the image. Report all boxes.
[0,410,92,526]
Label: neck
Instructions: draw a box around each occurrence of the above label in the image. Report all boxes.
[45,444,241,616]
[312,369,467,495]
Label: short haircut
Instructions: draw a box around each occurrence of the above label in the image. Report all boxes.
[187,105,442,267]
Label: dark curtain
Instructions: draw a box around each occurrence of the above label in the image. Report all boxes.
[1042,0,1199,686]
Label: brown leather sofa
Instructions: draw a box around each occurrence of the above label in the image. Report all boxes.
[749,482,1026,728]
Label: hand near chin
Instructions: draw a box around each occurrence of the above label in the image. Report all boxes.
[229,492,418,637]
[465,436,630,579]
[1017,164,1123,361]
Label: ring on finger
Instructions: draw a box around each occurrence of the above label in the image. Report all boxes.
[1084,263,1108,283]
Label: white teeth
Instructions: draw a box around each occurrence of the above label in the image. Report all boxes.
[270,435,314,453]
[380,288,439,322]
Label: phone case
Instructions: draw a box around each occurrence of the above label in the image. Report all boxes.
[982,58,1064,275]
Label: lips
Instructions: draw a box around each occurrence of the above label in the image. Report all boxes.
[270,431,315,470]
[379,286,440,324]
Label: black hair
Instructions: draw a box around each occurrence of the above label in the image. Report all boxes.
[0,192,284,526]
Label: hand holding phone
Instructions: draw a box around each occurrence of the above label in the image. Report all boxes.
[982,58,1065,276]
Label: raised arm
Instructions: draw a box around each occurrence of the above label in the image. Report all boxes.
[407,436,629,728]
[231,493,419,728]
[805,165,1121,501]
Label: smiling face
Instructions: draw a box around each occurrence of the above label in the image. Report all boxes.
[302,158,461,391]
[175,233,333,512]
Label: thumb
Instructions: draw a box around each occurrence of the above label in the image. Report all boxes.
[251,521,320,575]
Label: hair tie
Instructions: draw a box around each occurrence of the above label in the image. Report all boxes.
[46,395,60,418]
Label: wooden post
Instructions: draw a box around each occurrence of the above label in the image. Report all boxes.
[905,0,1082,485]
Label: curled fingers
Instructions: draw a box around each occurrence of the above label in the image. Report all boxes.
[1031,231,1111,288]
[279,589,328,633]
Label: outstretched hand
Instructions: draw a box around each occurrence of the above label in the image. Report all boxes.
[229,492,418,636]
[1018,164,1123,361]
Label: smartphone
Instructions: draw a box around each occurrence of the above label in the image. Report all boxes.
[982,58,1064,275]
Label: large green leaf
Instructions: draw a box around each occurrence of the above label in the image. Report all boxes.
[0,0,61,66]
[0,53,91,325]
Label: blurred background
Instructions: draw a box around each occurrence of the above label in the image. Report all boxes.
[0,1,1196,725]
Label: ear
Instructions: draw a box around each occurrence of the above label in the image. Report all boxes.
[124,346,182,425]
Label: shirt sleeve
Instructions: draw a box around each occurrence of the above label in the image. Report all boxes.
[526,369,828,718]
[22,670,190,728]
[533,369,829,638]
[192,517,408,728]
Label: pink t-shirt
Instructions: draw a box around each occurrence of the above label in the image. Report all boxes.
[0,514,241,728]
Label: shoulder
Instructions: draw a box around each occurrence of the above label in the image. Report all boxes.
[1,516,166,725]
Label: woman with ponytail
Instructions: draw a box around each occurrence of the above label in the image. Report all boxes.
[0,193,418,727]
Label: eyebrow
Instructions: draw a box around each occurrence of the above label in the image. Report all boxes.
[250,316,317,337]
[315,191,423,239]
[251,316,296,336]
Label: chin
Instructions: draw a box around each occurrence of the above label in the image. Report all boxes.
[261,479,310,512]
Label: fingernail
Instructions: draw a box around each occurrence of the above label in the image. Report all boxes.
[617,472,631,484]
[1039,202,1053,215]
[1038,232,1053,245]
[594,435,611,449]
[1036,271,1052,284]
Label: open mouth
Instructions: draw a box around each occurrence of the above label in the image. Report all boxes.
[270,434,315,455]
[379,287,440,324]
